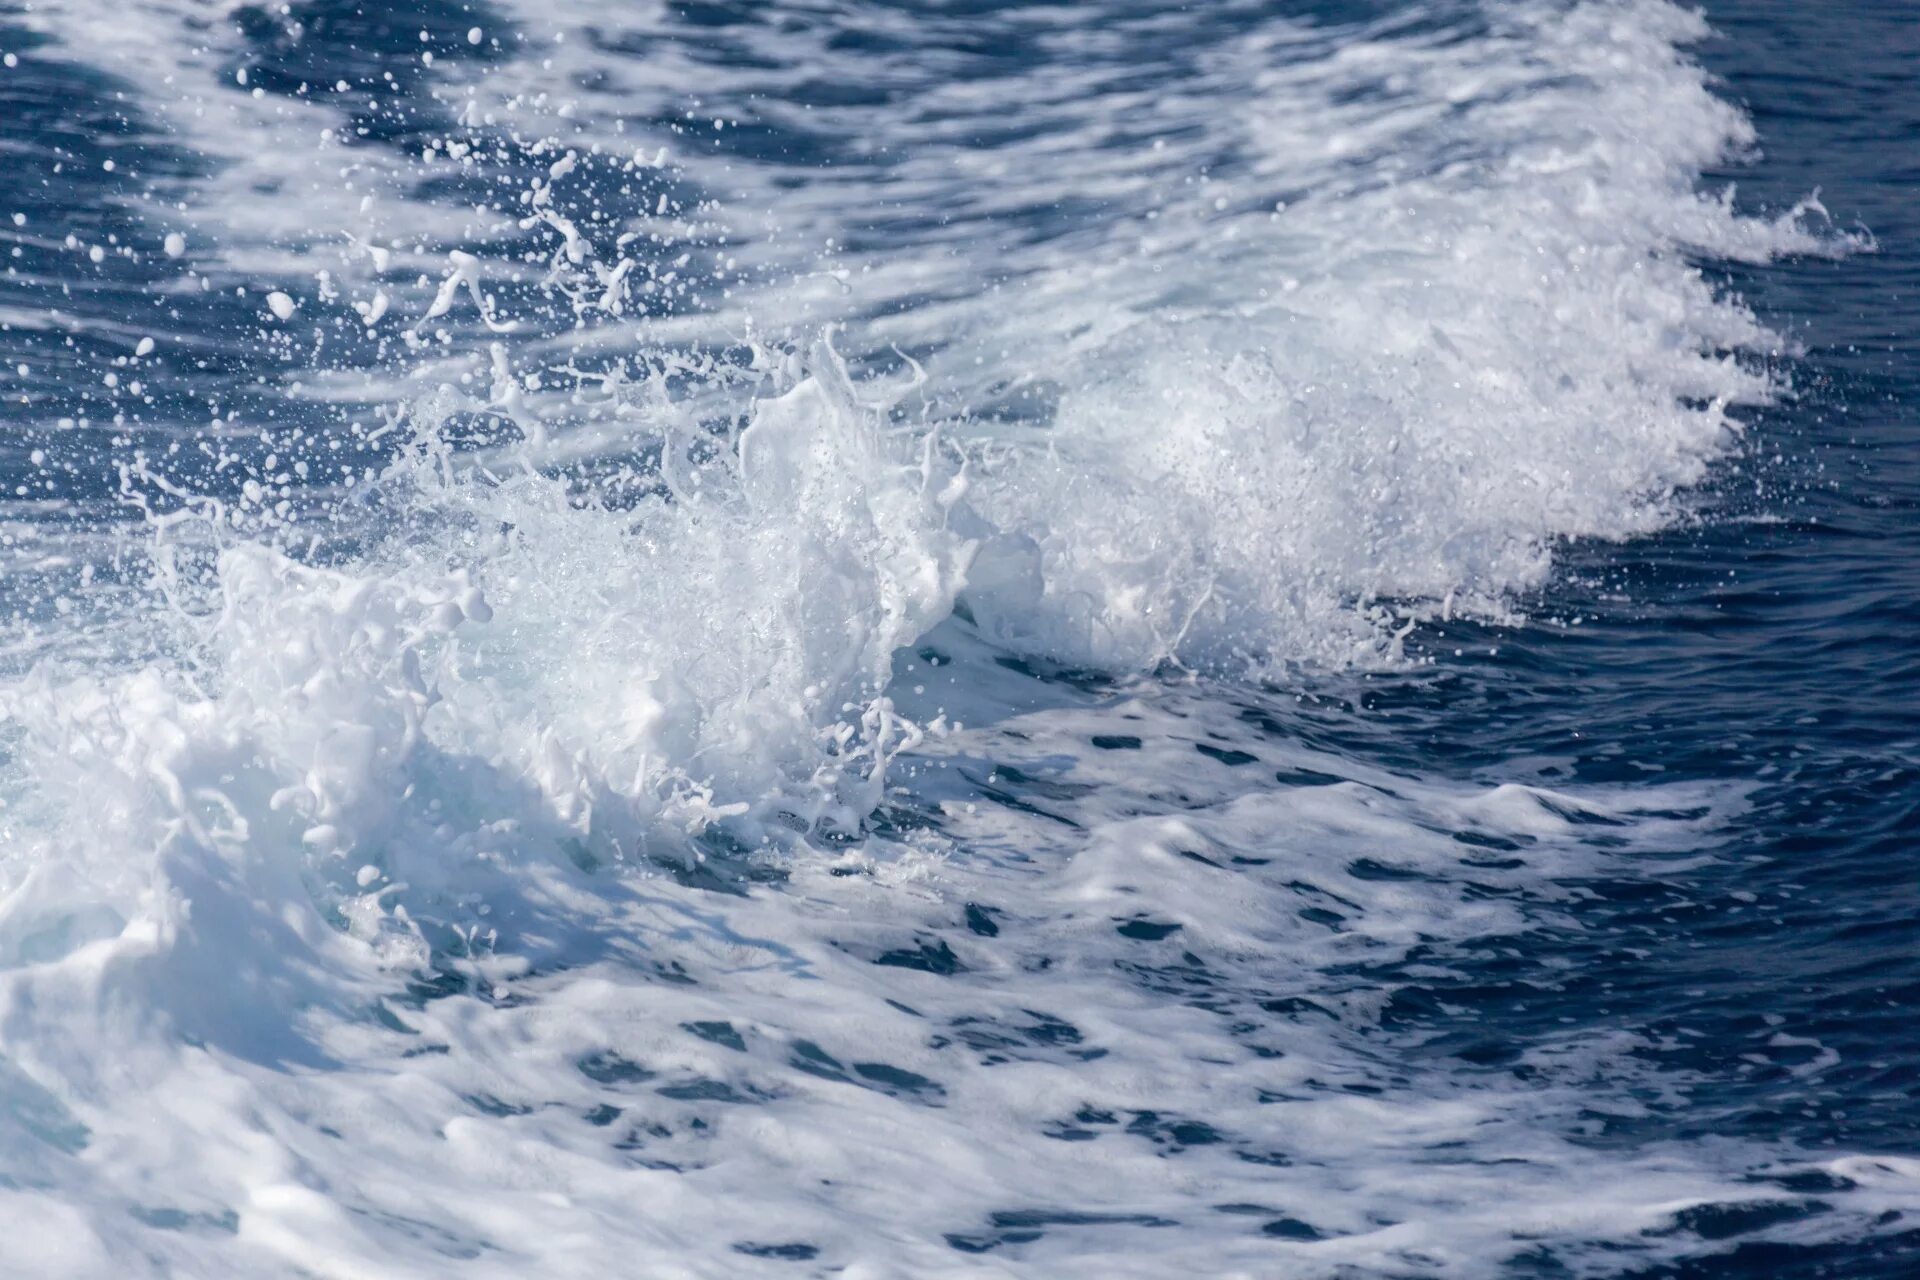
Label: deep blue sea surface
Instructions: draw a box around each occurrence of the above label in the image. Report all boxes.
[0,1,1914,1276]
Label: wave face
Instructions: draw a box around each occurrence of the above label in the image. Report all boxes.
[0,0,1913,1275]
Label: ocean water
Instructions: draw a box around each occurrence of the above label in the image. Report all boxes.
[0,0,1915,1275]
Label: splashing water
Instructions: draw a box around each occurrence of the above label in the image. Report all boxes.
[0,0,1913,1275]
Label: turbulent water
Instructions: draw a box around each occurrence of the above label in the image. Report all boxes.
[1,0,1917,1275]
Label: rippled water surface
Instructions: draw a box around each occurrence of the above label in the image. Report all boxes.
[0,1,1915,1276]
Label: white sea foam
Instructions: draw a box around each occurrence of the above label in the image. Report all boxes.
[326,0,1850,671]
[0,0,1903,1274]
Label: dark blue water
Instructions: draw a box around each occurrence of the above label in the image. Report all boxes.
[1354,5,1920,1270]
[0,1,1916,1274]
[1382,5,1920,1266]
